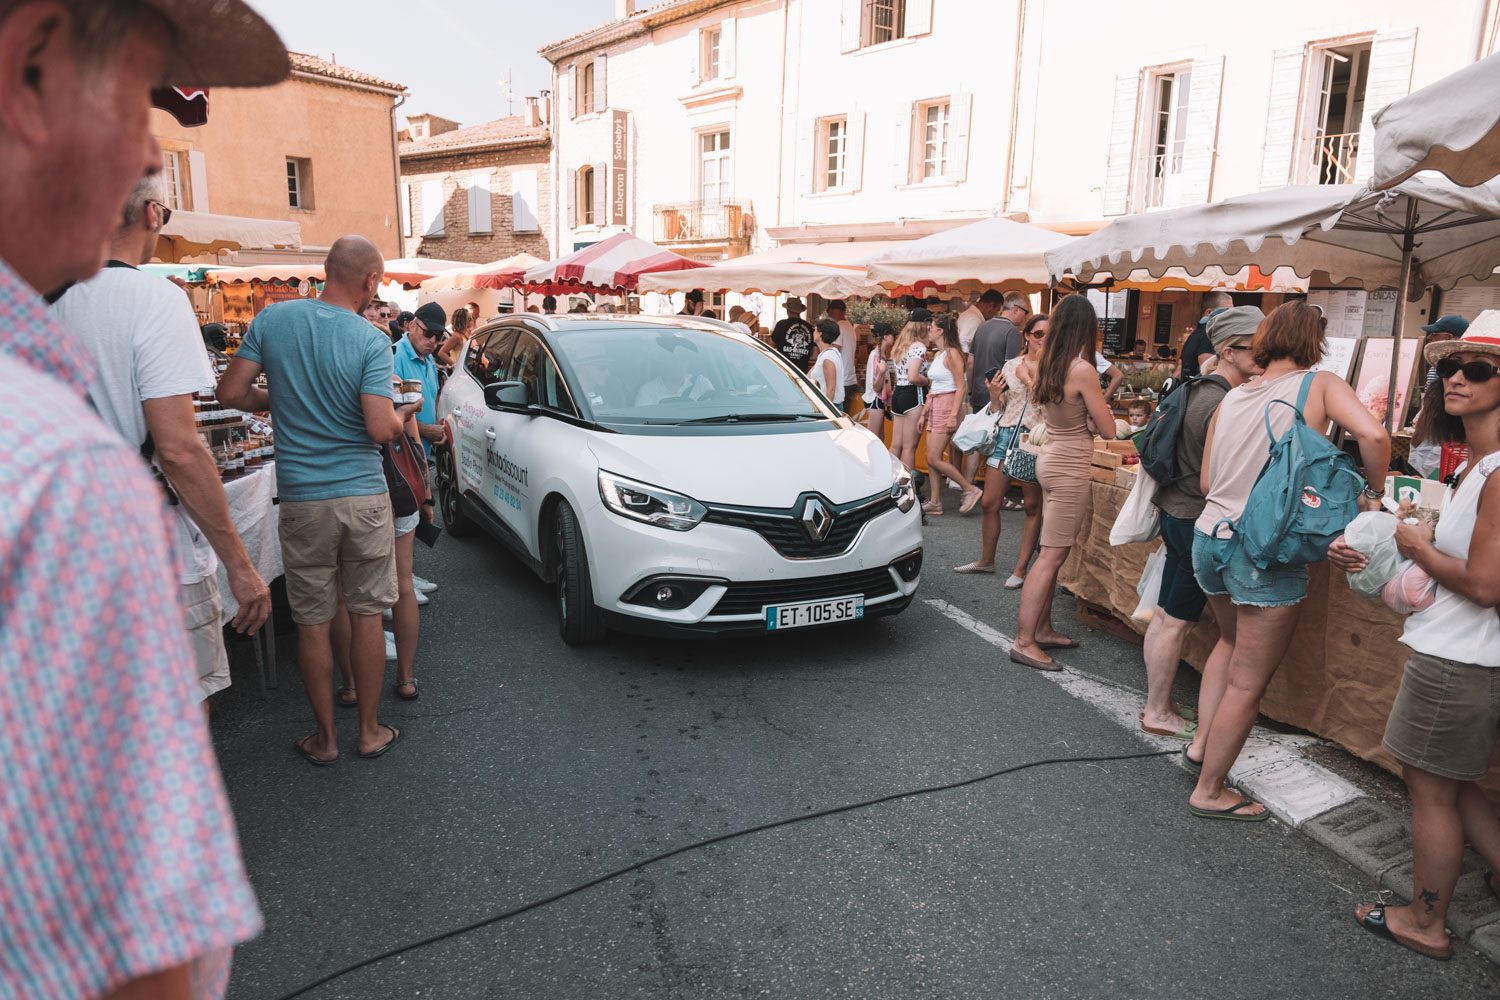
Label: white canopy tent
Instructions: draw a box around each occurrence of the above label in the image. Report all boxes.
[155,210,301,261]
[863,216,1073,293]
[1045,177,1500,424]
[637,241,896,298]
[1372,51,1500,190]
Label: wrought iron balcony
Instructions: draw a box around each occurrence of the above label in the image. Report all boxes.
[1309,130,1360,185]
[653,200,752,245]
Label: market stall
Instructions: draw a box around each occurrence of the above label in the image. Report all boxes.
[521,231,710,295]
[863,215,1071,294]
[155,210,301,261]
[638,241,894,299]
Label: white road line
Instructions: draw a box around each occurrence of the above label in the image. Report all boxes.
[924,598,1365,827]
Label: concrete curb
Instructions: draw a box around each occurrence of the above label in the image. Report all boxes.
[925,598,1500,966]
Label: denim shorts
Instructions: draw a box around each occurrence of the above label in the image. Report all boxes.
[1191,529,1308,608]
[1157,514,1207,622]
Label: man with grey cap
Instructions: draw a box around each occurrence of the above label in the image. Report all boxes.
[771,295,815,371]
[0,2,287,997]
[1144,306,1262,753]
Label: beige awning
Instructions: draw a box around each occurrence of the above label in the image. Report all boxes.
[863,216,1073,293]
[155,210,301,261]
[637,241,900,297]
[206,257,471,288]
[1372,52,1500,190]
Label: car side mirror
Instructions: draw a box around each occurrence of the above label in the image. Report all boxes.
[484,380,530,410]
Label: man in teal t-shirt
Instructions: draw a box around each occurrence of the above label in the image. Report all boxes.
[393,301,446,457]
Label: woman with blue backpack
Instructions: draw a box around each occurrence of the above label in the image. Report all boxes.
[1188,302,1389,821]
[1329,318,1500,960]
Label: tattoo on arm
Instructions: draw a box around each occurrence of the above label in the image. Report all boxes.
[1419,887,1440,912]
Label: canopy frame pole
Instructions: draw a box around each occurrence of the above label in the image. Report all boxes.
[1385,198,1420,431]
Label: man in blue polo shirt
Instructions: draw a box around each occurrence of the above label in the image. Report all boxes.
[395,301,446,456]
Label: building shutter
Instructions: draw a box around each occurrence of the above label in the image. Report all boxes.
[904,0,933,37]
[592,162,607,226]
[400,182,412,237]
[1102,72,1140,216]
[1179,56,1225,205]
[593,54,607,114]
[512,169,539,233]
[420,179,444,236]
[840,0,862,53]
[568,63,577,119]
[796,117,814,195]
[688,27,701,85]
[892,102,913,186]
[187,149,209,212]
[946,92,972,183]
[467,173,492,234]
[1259,46,1306,190]
[565,168,576,228]
[1354,28,1418,183]
[720,17,737,78]
[846,107,866,191]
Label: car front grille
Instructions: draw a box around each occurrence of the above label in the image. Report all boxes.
[709,566,900,617]
[703,491,898,559]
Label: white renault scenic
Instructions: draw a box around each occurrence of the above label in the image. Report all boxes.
[434,314,922,644]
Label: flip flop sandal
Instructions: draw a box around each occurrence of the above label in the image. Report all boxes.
[293,735,338,767]
[1355,905,1453,961]
[393,678,420,701]
[1009,648,1061,672]
[336,687,358,709]
[357,724,403,759]
[1141,719,1198,740]
[1176,705,1199,722]
[1182,745,1204,774]
[1037,637,1080,650]
[1189,798,1269,822]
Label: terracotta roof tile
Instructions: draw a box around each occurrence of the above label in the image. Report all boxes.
[288,52,404,93]
[399,115,550,157]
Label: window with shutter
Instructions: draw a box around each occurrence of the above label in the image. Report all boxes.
[578,166,595,227]
[845,108,866,192]
[1299,40,1373,185]
[420,179,444,237]
[1102,73,1140,216]
[592,55,607,114]
[512,170,539,233]
[1133,65,1195,210]
[187,149,209,212]
[946,92,972,183]
[565,167,577,228]
[1259,47,1306,190]
[817,117,848,192]
[592,161,608,227]
[1178,57,1224,206]
[467,174,492,234]
[1353,28,1417,183]
[720,18,737,78]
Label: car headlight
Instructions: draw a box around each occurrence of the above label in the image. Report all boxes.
[890,456,916,513]
[598,471,707,531]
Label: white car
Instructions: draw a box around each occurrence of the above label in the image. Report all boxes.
[434,314,922,644]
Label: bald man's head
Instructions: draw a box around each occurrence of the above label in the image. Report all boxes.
[321,235,384,313]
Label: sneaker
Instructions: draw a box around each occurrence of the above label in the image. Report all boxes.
[415,590,429,607]
[384,631,397,660]
[412,574,438,594]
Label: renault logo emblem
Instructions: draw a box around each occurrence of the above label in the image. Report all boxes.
[800,496,833,542]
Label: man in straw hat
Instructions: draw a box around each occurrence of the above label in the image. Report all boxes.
[0,2,288,997]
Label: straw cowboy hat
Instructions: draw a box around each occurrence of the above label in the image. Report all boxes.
[1425,309,1500,363]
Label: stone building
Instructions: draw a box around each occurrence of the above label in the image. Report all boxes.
[149,52,406,261]
[398,99,553,263]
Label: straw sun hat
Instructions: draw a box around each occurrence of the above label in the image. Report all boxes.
[1424,309,1500,363]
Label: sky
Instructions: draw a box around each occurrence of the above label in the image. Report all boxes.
[251,0,617,127]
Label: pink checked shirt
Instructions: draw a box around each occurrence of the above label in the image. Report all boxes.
[0,258,261,998]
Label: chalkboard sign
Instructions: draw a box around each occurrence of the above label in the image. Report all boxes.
[1087,288,1135,355]
[1153,303,1174,349]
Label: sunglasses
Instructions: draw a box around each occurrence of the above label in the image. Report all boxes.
[1228,343,1253,352]
[1435,357,1499,383]
[148,200,173,226]
[419,327,444,340]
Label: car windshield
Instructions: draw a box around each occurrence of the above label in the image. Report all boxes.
[554,326,836,425]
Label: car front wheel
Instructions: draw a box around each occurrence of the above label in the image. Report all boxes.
[436,445,477,537]
[554,501,605,645]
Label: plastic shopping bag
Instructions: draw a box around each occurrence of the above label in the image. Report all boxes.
[1381,560,1439,614]
[1131,545,1166,624]
[1343,510,1402,598]
[1110,468,1161,546]
[953,409,1001,455]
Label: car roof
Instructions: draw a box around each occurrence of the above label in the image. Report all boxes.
[473,313,748,342]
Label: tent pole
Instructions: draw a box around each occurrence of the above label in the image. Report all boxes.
[1385,199,1420,431]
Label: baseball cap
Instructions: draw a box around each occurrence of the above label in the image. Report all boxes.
[1207,305,1263,351]
[1422,314,1470,336]
[414,302,447,335]
[140,1,290,88]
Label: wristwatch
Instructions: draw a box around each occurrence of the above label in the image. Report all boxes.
[1360,486,1383,501]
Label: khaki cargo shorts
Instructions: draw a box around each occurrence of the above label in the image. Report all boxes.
[279,493,398,625]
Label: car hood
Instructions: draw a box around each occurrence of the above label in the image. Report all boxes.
[586,424,895,507]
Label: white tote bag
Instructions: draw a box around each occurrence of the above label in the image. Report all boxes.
[1109,469,1162,546]
[1131,544,1167,623]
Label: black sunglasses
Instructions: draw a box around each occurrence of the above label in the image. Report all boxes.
[1436,357,1499,383]
[149,200,173,226]
[419,327,444,340]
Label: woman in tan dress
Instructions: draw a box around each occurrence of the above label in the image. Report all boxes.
[1011,295,1117,671]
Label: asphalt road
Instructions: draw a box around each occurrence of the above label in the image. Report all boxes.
[214,485,1500,1000]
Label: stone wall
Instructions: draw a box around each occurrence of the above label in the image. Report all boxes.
[400,144,553,263]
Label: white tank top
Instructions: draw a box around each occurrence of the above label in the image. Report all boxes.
[928,349,957,395]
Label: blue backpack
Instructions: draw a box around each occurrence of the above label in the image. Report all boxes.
[1216,372,1365,569]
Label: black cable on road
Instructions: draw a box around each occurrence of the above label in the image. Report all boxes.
[273,747,1177,999]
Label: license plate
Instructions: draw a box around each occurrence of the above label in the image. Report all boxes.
[764,594,865,631]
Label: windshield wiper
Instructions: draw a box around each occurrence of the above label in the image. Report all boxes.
[677,412,817,424]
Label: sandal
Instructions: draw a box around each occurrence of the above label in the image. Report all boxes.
[393,678,420,701]
[357,724,403,759]
[1182,744,1203,774]
[1354,904,1453,961]
[293,735,338,767]
[1141,719,1198,740]
[1189,797,1269,822]
[336,686,358,708]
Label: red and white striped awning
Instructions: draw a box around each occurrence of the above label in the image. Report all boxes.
[419,253,546,292]
[521,231,709,293]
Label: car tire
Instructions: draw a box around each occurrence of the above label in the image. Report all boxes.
[436,445,477,538]
[554,501,605,645]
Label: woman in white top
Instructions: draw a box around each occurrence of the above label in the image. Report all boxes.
[956,313,1045,586]
[1330,322,1500,960]
[923,314,981,516]
[812,319,846,410]
[888,316,931,473]
[862,323,897,442]
[1189,302,1389,822]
